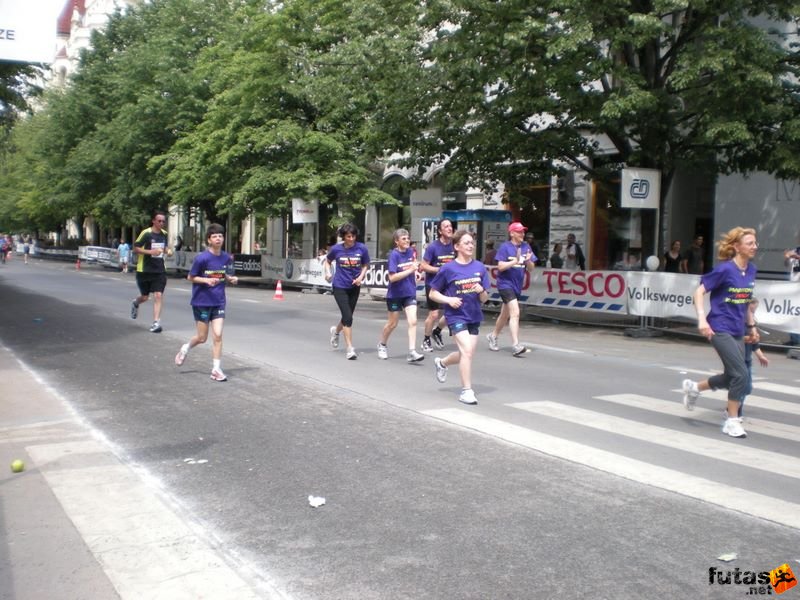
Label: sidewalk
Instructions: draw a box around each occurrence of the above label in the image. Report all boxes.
[0,346,269,600]
[0,345,120,600]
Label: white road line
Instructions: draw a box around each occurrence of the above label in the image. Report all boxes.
[753,381,800,397]
[528,343,583,354]
[664,366,718,376]
[595,393,800,442]
[423,408,800,530]
[509,401,800,480]
[241,299,260,304]
[27,439,281,600]
[685,388,800,416]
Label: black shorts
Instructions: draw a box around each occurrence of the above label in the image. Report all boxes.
[498,288,521,303]
[136,272,167,296]
[425,287,442,311]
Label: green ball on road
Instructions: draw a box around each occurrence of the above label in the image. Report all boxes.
[10,459,25,473]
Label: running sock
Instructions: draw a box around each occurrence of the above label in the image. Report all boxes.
[213,359,221,370]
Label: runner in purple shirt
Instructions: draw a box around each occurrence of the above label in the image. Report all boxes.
[325,223,370,360]
[486,222,536,357]
[429,230,490,405]
[174,223,238,382]
[377,228,425,363]
[681,227,759,439]
[420,219,455,352]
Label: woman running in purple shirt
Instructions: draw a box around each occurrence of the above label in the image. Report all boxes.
[428,230,490,405]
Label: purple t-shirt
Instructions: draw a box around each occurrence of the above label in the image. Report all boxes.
[327,242,370,289]
[387,247,417,299]
[190,250,232,307]
[423,239,455,285]
[701,260,757,336]
[495,241,536,294]
[429,259,490,325]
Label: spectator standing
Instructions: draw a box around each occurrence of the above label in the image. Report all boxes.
[22,235,30,264]
[784,243,800,355]
[681,235,705,274]
[130,211,171,333]
[661,240,682,273]
[548,243,564,269]
[483,240,497,266]
[117,239,131,273]
[524,232,541,266]
[564,233,586,270]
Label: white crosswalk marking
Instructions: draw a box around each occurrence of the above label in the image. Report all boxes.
[753,381,800,397]
[694,388,800,415]
[423,408,800,530]
[509,401,800,479]
[595,393,800,442]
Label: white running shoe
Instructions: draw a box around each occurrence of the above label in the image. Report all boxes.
[210,368,228,382]
[421,338,433,352]
[486,333,499,352]
[512,344,527,357]
[346,347,357,360]
[458,389,478,405]
[434,357,448,383]
[330,326,340,349]
[682,379,699,411]
[407,350,425,363]
[175,346,188,366]
[377,343,388,360]
[722,417,747,438]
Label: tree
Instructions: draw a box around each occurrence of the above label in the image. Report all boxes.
[154,0,406,225]
[369,0,800,235]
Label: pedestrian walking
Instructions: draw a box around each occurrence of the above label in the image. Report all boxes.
[682,227,758,438]
[428,229,490,405]
[117,238,130,273]
[486,222,536,356]
[174,224,238,382]
[420,219,455,352]
[377,229,425,363]
[130,211,171,333]
[325,223,370,360]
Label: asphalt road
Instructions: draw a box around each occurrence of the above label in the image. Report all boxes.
[1,259,798,599]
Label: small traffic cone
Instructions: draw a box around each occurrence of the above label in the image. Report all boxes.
[273,280,284,301]
[75,257,81,270]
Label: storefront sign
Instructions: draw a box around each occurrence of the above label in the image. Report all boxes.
[621,168,660,209]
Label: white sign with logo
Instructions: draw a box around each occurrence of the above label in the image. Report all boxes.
[292,198,319,224]
[621,168,660,209]
[0,0,63,64]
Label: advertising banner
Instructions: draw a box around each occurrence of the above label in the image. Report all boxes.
[291,198,318,224]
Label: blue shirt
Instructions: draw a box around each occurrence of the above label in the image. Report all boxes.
[423,239,455,285]
[701,260,757,336]
[495,241,535,295]
[190,250,233,307]
[387,247,417,299]
[327,242,370,289]
[429,259,490,325]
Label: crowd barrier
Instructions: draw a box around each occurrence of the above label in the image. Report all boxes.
[68,246,800,334]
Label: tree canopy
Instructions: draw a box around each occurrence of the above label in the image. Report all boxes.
[1,0,799,237]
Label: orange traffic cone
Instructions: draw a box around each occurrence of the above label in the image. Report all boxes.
[273,280,284,301]
[75,257,81,270]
